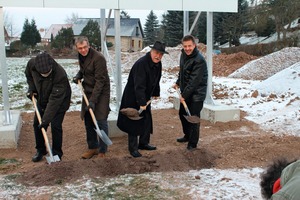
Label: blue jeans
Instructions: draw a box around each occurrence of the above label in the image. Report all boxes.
[84,112,109,153]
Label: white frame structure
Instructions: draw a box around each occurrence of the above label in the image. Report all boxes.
[0,0,237,124]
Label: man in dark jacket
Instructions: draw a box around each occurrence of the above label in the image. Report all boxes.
[117,41,169,158]
[25,52,71,162]
[173,35,208,150]
[73,36,110,159]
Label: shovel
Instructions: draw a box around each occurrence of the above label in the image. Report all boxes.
[32,96,60,164]
[78,80,112,146]
[175,88,201,124]
[120,99,152,120]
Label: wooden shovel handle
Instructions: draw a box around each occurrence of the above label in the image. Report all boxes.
[32,96,55,160]
[77,80,98,126]
[138,99,152,114]
[175,88,192,116]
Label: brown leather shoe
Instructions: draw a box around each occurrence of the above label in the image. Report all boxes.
[98,153,105,158]
[81,148,98,159]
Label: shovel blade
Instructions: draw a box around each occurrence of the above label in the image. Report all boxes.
[128,116,143,120]
[184,115,201,124]
[95,127,113,146]
[45,155,60,164]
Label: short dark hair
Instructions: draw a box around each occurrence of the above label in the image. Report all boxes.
[182,35,196,44]
[260,158,296,199]
[74,36,90,46]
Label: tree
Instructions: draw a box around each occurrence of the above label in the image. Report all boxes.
[213,0,249,46]
[80,19,101,49]
[51,27,74,49]
[3,11,18,37]
[161,11,183,47]
[143,10,160,46]
[65,12,80,24]
[20,18,41,48]
[120,10,130,19]
[262,0,300,41]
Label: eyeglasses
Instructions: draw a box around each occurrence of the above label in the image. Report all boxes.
[77,46,89,51]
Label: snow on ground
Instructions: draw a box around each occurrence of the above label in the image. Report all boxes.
[1,46,300,199]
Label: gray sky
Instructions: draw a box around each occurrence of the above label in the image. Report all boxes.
[4,7,165,36]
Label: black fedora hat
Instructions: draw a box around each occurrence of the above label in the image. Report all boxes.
[149,41,169,54]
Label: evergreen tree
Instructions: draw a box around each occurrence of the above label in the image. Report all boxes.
[214,0,249,46]
[80,19,101,49]
[51,27,74,49]
[20,18,41,47]
[161,11,183,47]
[144,10,159,46]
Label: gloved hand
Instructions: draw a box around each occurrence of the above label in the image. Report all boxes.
[73,77,81,84]
[85,101,95,112]
[38,122,49,130]
[26,91,37,100]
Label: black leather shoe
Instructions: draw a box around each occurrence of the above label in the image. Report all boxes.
[177,137,189,143]
[32,151,47,162]
[138,144,157,151]
[187,146,196,151]
[130,150,142,158]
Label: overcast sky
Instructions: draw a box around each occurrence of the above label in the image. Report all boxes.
[3,7,165,36]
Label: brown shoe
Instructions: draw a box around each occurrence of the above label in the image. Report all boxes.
[81,148,98,159]
[98,153,105,158]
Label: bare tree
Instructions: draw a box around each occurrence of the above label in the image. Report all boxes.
[65,13,80,24]
[3,11,18,37]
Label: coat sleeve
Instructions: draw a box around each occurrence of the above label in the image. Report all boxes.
[133,63,148,106]
[24,58,37,93]
[89,55,108,103]
[42,71,70,125]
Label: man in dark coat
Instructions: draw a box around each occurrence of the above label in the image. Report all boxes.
[73,36,110,159]
[117,41,169,158]
[25,52,71,162]
[173,35,208,150]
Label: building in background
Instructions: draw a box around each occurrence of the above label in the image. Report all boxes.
[72,18,144,52]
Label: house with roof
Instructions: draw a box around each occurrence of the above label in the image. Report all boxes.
[43,24,73,44]
[72,18,144,52]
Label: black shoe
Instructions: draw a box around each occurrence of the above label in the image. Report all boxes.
[187,146,196,151]
[130,150,142,158]
[32,151,47,162]
[138,144,157,151]
[177,137,189,143]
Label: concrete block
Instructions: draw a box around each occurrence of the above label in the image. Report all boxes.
[173,97,240,123]
[108,111,126,138]
[201,104,240,123]
[0,110,22,148]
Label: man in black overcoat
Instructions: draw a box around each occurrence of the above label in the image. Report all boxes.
[117,41,169,157]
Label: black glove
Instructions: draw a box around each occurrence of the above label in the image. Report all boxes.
[26,91,37,100]
[73,77,81,84]
[38,122,49,130]
[85,101,95,112]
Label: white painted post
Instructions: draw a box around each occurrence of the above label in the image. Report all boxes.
[183,11,189,36]
[205,11,215,105]
[114,9,122,108]
[0,7,11,125]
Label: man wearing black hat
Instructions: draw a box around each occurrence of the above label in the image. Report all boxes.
[117,41,169,157]
[25,52,71,162]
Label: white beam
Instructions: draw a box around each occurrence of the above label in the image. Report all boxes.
[0,0,238,12]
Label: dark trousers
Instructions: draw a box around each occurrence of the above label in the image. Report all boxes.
[84,111,109,153]
[179,101,203,147]
[128,111,151,152]
[33,109,66,158]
